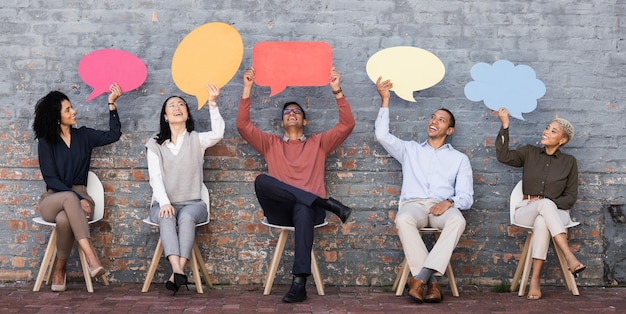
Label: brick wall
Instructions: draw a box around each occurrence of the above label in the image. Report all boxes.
[0,1,624,287]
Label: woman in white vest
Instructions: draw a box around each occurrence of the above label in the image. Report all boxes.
[145,83,225,295]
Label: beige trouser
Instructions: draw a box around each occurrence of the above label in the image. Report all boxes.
[395,199,466,275]
[38,186,94,259]
[514,198,573,260]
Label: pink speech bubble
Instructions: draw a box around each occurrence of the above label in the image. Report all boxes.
[78,49,148,102]
[252,42,332,96]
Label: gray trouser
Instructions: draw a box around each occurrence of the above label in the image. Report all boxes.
[149,200,207,259]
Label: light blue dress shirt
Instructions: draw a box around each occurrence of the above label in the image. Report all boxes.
[375,107,474,210]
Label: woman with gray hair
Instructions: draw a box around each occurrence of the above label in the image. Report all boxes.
[495,107,584,300]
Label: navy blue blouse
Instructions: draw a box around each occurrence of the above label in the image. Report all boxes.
[37,110,122,200]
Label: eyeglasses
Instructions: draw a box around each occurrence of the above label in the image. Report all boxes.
[283,108,303,115]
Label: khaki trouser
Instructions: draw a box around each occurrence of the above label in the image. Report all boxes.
[38,186,94,259]
[514,198,573,260]
[396,199,466,275]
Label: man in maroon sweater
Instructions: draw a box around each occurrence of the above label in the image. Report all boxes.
[237,66,355,303]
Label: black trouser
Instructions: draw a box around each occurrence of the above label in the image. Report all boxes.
[254,174,325,276]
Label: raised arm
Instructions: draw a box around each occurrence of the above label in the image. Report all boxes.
[199,82,225,149]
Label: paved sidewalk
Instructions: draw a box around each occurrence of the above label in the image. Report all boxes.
[0,281,624,313]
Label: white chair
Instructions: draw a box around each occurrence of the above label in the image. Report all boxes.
[391,227,459,297]
[508,180,580,296]
[32,171,110,293]
[141,183,212,293]
[261,217,328,296]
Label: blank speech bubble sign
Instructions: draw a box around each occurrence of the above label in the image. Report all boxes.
[78,49,148,102]
[172,22,244,109]
[464,60,546,120]
[252,41,332,96]
[366,46,445,102]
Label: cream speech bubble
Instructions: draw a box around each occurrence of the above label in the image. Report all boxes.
[171,22,244,109]
[366,46,445,102]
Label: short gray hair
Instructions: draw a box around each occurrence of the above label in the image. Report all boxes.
[553,118,574,143]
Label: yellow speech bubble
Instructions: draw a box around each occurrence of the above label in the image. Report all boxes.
[172,22,244,109]
[366,46,445,102]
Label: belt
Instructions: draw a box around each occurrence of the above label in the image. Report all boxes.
[523,194,545,200]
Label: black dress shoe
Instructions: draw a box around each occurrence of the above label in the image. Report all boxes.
[322,198,352,223]
[282,276,307,303]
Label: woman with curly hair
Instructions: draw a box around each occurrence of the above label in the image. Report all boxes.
[33,83,123,292]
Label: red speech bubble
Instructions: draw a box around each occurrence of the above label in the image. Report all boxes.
[252,42,332,96]
[78,49,148,102]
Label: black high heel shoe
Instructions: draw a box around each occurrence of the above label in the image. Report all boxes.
[165,279,179,296]
[174,273,189,292]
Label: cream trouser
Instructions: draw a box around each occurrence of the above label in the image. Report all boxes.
[395,199,466,275]
[514,198,573,260]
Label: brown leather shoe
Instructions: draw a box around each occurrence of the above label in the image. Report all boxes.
[407,278,426,303]
[425,281,443,303]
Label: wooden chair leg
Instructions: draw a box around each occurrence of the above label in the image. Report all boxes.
[44,246,57,286]
[552,238,580,296]
[190,246,204,294]
[395,258,410,296]
[511,233,532,292]
[392,257,404,292]
[446,262,459,297]
[263,229,289,295]
[142,238,164,293]
[310,249,325,295]
[193,242,212,288]
[33,228,57,292]
[518,233,534,297]
[78,246,94,293]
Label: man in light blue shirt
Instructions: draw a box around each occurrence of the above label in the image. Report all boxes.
[374,77,474,304]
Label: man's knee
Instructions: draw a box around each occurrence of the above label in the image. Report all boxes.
[254,173,271,187]
[446,213,466,231]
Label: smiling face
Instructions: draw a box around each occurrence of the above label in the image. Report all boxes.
[426,109,454,139]
[59,100,76,126]
[163,96,189,124]
[541,121,568,147]
[281,104,307,129]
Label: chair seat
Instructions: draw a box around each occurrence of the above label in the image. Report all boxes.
[392,227,460,297]
[512,221,580,230]
[261,217,328,296]
[142,218,209,228]
[261,217,329,230]
[32,171,109,293]
[141,184,212,293]
[508,180,580,296]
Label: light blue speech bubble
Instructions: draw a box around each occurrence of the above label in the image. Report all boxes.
[464,60,545,120]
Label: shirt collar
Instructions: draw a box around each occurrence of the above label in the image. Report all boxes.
[540,146,560,157]
[420,140,453,150]
[283,134,307,142]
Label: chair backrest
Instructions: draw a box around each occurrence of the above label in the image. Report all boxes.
[200,183,210,224]
[87,171,105,222]
[509,180,524,226]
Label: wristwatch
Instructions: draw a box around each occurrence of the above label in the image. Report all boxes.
[446,198,455,207]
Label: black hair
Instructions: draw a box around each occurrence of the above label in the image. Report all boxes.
[438,108,455,128]
[154,96,195,145]
[33,91,69,144]
[282,101,306,119]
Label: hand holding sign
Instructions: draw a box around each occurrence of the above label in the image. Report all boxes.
[464,60,545,120]
[252,41,333,96]
[366,46,445,102]
[78,49,147,102]
[172,22,243,109]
